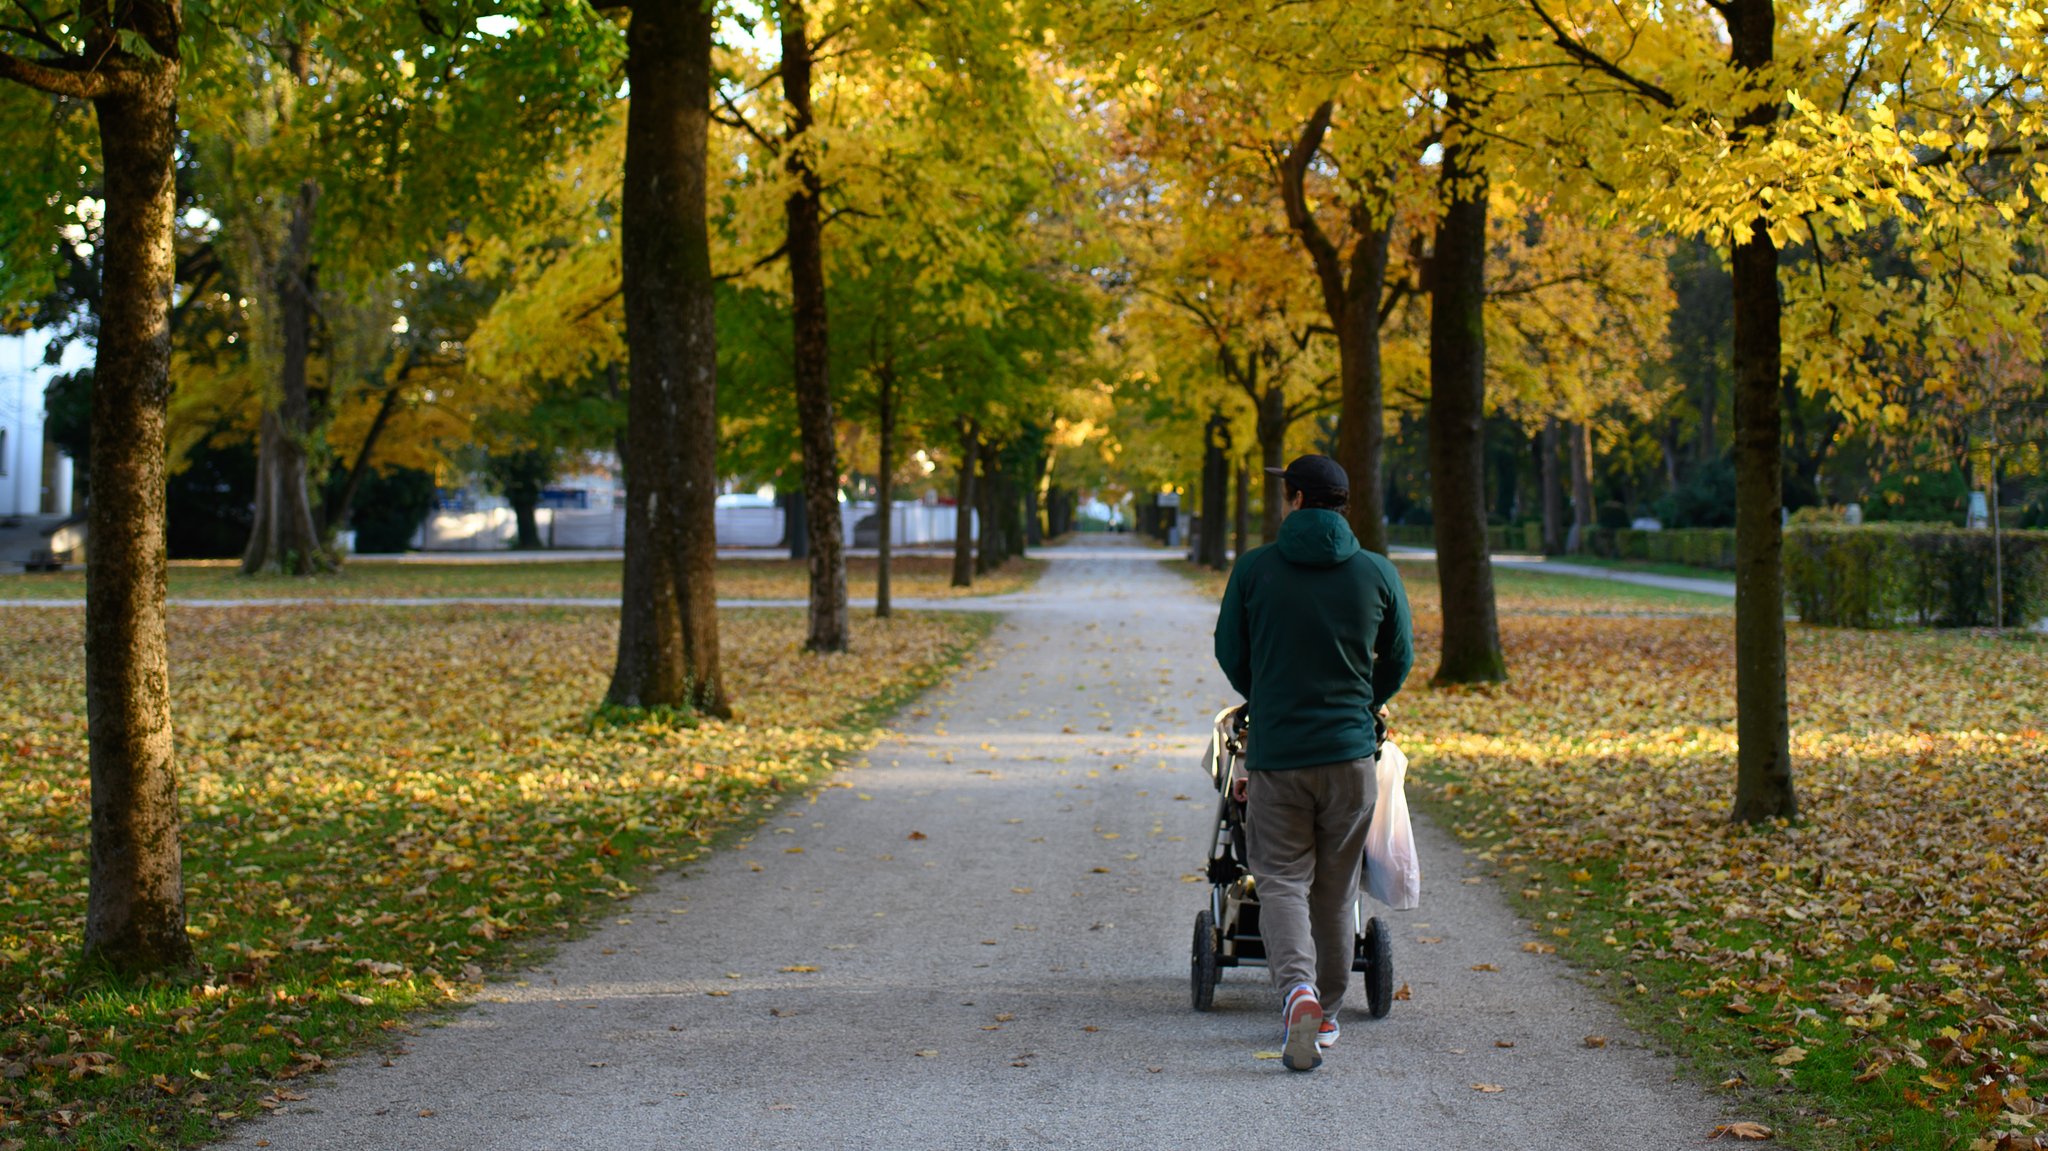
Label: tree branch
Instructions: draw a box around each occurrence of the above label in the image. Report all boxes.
[0,48,109,99]
[1524,0,1676,109]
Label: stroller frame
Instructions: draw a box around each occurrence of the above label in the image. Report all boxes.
[1190,705,1395,1016]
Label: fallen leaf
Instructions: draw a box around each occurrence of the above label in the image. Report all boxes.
[1471,963,1499,972]
[1710,1122,1773,1141]
[1584,1035,1608,1049]
[1472,1083,1505,1093]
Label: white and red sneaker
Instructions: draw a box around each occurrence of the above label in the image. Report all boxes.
[1317,1016,1341,1050]
[1281,984,1323,1071]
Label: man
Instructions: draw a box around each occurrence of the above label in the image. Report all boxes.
[1213,454,1413,1072]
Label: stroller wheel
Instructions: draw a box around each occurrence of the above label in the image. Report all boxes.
[1191,910,1220,1012]
[1362,916,1394,1018]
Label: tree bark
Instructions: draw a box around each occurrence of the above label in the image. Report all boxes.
[783,488,809,560]
[1257,383,1286,543]
[875,367,893,618]
[84,66,193,972]
[977,439,1001,575]
[1725,0,1795,823]
[951,419,977,587]
[1540,416,1565,555]
[242,178,331,576]
[778,0,848,653]
[1568,419,1594,552]
[607,0,725,716]
[325,376,402,534]
[1277,101,1393,552]
[1427,127,1506,685]
[1234,457,1250,559]
[1201,411,1230,570]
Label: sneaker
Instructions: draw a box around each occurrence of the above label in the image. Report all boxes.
[1316,1016,1340,1050]
[1281,984,1323,1071]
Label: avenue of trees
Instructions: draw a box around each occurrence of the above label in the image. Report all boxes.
[2,0,2042,971]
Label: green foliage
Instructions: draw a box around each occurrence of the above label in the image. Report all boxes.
[1654,458,1736,528]
[1607,528,1738,570]
[326,466,434,554]
[1785,524,2048,628]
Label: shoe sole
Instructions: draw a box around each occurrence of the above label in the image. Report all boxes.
[1282,1003,1323,1071]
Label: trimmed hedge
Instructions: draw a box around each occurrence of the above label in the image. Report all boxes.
[1784,524,2048,628]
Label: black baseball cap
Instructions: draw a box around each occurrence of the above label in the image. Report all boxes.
[1264,454,1350,496]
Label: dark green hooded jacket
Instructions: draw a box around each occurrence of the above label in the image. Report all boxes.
[1213,508,1413,771]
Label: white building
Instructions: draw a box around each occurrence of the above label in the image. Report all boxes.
[0,332,84,519]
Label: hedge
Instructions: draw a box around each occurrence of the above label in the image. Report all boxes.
[1783,524,2048,628]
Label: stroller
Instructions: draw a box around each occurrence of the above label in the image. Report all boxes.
[1190,704,1395,1016]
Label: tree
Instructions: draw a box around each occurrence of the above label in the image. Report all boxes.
[606,0,726,715]
[0,0,192,971]
[1519,0,2047,821]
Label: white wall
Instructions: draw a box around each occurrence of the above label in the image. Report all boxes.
[0,332,84,518]
[407,499,975,551]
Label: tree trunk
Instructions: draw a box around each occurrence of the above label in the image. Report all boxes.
[1540,416,1565,555]
[1568,419,1594,553]
[1722,0,1795,823]
[1276,102,1391,554]
[783,488,809,560]
[1427,131,1506,685]
[777,0,847,653]
[1258,385,1286,543]
[951,419,977,587]
[242,179,331,576]
[1234,457,1250,558]
[325,377,402,534]
[1335,225,1392,555]
[977,439,1001,575]
[510,493,542,550]
[875,367,893,618]
[83,70,192,972]
[607,0,726,716]
[1201,411,1230,570]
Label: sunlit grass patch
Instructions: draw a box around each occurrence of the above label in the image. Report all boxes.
[0,604,986,1150]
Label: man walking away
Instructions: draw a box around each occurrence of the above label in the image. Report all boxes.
[1212,454,1413,1071]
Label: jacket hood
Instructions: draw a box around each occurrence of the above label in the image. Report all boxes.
[1276,508,1361,568]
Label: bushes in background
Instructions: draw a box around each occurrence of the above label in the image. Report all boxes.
[1784,524,2048,628]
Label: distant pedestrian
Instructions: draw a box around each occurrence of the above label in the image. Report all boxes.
[1212,454,1413,1071]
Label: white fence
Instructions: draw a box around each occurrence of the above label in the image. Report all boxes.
[409,499,973,552]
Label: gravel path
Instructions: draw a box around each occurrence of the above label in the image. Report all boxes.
[221,538,1731,1149]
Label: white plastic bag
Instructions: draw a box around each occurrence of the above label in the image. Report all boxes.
[1364,740,1421,910]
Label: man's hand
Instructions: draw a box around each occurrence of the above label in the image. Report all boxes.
[1377,705,1393,738]
[1231,774,1248,804]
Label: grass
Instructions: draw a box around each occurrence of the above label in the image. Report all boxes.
[1176,554,2047,1149]
[0,554,1045,602]
[1533,552,1737,583]
[0,604,991,1150]
[1170,555,1736,615]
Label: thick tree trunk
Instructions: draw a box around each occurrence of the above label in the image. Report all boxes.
[1427,134,1506,685]
[778,0,848,653]
[1568,419,1594,552]
[1540,416,1565,555]
[607,0,725,716]
[976,440,1001,575]
[83,72,192,972]
[1258,386,1286,543]
[1233,458,1249,558]
[1335,227,1392,554]
[875,368,893,618]
[242,179,331,576]
[951,419,977,587]
[1276,102,1391,553]
[510,495,543,550]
